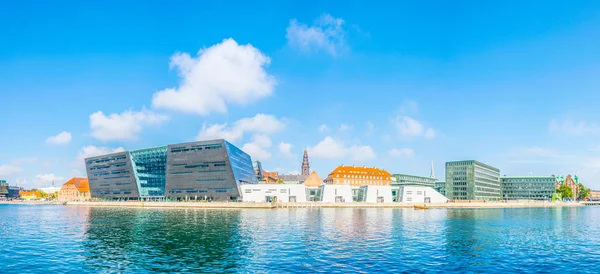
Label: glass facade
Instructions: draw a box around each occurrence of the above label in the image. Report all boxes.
[392,174,437,188]
[225,141,258,185]
[86,139,257,201]
[500,176,555,200]
[445,160,500,201]
[130,146,168,198]
[434,181,446,197]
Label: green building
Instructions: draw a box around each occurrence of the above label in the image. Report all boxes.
[500,176,555,201]
[434,181,446,197]
[445,160,500,201]
[392,174,437,188]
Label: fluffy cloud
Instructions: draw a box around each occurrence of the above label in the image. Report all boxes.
[90,109,168,141]
[286,13,347,56]
[549,119,600,135]
[393,115,436,140]
[196,114,285,143]
[152,38,276,115]
[279,142,293,157]
[34,174,65,187]
[0,165,22,176]
[242,134,272,161]
[319,124,330,133]
[308,136,375,162]
[388,148,415,158]
[46,131,72,145]
[74,145,126,169]
[338,124,353,131]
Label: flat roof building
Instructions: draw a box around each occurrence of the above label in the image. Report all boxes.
[392,173,437,188]
[445,160,501,201]
[500,176,555,201]
[85,139,258,201]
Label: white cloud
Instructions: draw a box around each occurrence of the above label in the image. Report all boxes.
[319,124,330,133]
[286,13,347,57]
[279,142,293,157]
[511,147,557,158]
[152,38,276,115]
[424,128,437,140]
[242,134,272,161]
[196,123,244,142]
[74,145,126,169]
[392,115,436,140]
[196,113,285,143]
[549,119,600,135]
[0,165,22,176]
[388,148,415,158]
[366,122,375,136]
[308,136,375,162]
[46,131,72,145]
[338,124,353,131]
[90,109,168,141]
[34,173,65,187]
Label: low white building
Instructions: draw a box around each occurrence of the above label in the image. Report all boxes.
[360,185,393,203]
[320,184,353,203]
[398,186,447,203]
[240,184,308,203]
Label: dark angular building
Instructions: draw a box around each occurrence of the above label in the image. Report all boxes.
[85,139,257,201]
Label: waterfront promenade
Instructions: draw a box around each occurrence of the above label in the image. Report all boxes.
[1,200,585,208]
[62,201,583,209]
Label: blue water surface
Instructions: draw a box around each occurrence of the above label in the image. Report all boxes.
[1,205,599,273]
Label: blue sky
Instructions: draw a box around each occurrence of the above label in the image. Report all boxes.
[2,1,600,189]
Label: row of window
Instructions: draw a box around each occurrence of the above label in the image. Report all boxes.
[170,144,223,153]
[87,155,127,165]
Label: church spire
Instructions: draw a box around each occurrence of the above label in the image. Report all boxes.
[430,161,435,178]
[301,148,310,176]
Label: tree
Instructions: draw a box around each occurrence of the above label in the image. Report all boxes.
[578,184,591,201]
[557,184,573,200]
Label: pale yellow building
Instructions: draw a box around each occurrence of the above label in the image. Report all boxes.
[58,177,90,201]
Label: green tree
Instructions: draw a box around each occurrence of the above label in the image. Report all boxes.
[578,184,591,200]
[557,184,573,200]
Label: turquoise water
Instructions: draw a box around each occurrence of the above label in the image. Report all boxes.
[1,205,599,273]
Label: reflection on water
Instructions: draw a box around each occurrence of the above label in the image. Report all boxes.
[1,205,600,272]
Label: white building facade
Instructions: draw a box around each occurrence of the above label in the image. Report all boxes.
[320,184,353,203]
[240,184,308,203]
[398,186,448,203]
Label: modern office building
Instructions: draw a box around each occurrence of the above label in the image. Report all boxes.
[434,181,446,197]
[85,139,258,201]
[445,160,501,201]
[500,176,555,201]
[325,165,392,187]
[392,173,437,188]
[0,180,7,198]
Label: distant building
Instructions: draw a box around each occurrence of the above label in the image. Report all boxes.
[500,176,555,201]
[241,184,307,203]
[279,149,311,184]
[85,139,257,201]
[589,190,600,201]
[253,161,264,181]
[445,160,501,201]
[325,165,392,187]
[555,175,580,199]
[320,184,353,203]
[58,177,90,201]
[303,171,324,201]
[392,174,437,188]
[19,190,40,200]
[359,185,393,203]
[0,180,7,198]
[434,181,446,197]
